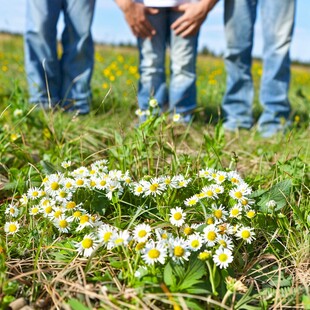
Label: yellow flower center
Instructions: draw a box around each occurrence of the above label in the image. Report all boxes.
[80,215,89,224]
[219,240,227,247]
[115,238,124,245]
[184,227,192,235]
[90,180,96,187]
[31,207,39,214]
[234,191,243,199]
[32,191,39,197]
[73,211,81,218]
[9,224,17,232]
[207,231,216,241]
[138,230,147,238]
[241,230,250,239]
[191,240,200,248]
[214,209,223,219]
[231,177,239,184]
[136,186,143,193]
[174,246,185,257]
[50,182,59,190]
[148,248,160,259]
[241,199,248,206]
[59,220,68,228]
[66,201,76,209]
[45,206,52,214]
[231,208,239,216]
[206,190,213,197]
[161,233,168,239]
[81,238,93,249]
[173,212,182,220]
[65,182,72,189]
[149,183,159,192]
[247,211,255,218]
[103,232,112,242]
[218,175,225,182]
[218,253,228,262]
[59,191,67,198]
[76,179,84,186]
[100,180,106,186]
[207,217,214,225]
[54,210,62,218]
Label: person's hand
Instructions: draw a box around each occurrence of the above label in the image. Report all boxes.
[171,0,218,37]
[117,1,159,38]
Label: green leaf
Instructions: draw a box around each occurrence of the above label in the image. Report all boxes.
[258,179,292,212]
[164,262,177,287]
[67,298,91,310]
[40,160,58,175]
[178,257,206,291]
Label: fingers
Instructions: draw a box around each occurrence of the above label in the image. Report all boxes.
[145,7,159,15]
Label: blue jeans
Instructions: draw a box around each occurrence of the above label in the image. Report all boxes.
[222,0,295,137]
[24,0,96,114]
[137,8,198,121]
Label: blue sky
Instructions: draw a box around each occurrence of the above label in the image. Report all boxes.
[0,0,309,62]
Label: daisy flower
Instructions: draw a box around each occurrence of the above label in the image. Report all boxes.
[217,234,234,250]
[19,194,28,205]
[229,184,252,201]
[61,160,72,169]
[109,230,131,249]
[227,171,243,185]
[171,175,191,189]
[142,178,166,197]
[184,195,199,207]
[27,187,41,200]
[213,248,233,269]
[149,98,158,108]
[76,213,94,231]
[203,224,219,247]
[133,223,152,243]
[170,207,186,227]
[187,233,204,251]
[215,171,227,184]
[266,200,277,208]
[198,168,214,180]
[229,204,242,218]
[211,184,224,195]
[211,204,228,223]
[61,178,75,190]
[106,180,123,200]
[169,237,191,262]
[142,241,167,265]
[5,204,19,218]
[71,166,89,178]
[54,216,70,233]
[76,234,99,257]
[155,228,171,244]
[236,227,255,244]
[4,221,20,235]
[29,205,40,216]
[97,224,117,248]
[246,209,256,219]
[172,113,181,122]
[200,186,218,200]
[239,198,255,210]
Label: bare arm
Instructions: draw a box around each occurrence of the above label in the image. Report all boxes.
[115,0,159,38]
[171,0,219,37]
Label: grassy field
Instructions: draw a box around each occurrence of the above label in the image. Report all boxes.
[0,34,309,309]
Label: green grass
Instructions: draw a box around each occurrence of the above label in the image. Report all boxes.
[0,34,309,310]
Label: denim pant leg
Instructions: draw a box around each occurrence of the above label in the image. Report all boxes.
[60,0,96,114]
[258,0,296,136]
[24,0,62,107]
[169,10,198,119]
[222,0,258,130]
[137,9,169,112]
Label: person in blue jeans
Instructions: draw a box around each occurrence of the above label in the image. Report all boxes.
[222,0,296,137]
[24,0,96,114]
[116,0,218,123]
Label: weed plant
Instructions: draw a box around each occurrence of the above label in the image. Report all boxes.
[0,34,309,309]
